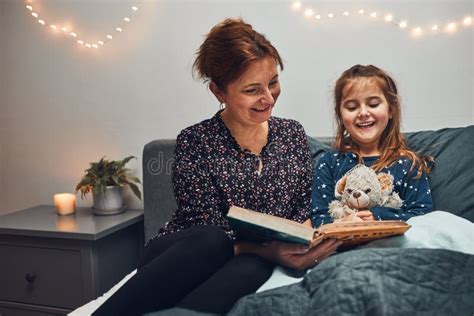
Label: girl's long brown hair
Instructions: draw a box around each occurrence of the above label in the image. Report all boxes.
[334,64,432,177]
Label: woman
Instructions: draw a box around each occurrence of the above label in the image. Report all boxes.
[94,18,341,316]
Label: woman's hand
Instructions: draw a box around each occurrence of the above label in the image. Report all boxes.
[356,210,375,221]
[235,239,342,270]
[268,239,342,270]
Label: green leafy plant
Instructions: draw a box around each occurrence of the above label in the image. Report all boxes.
[75,156,142,200]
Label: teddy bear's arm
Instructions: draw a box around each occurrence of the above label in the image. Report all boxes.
[329,201,357,219]
[382,192,403,209]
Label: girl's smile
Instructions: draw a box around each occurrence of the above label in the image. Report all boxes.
[340,78,392,156]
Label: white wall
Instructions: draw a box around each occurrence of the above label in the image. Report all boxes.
[0,0,472,214]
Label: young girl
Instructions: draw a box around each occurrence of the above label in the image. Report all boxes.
[311,64,433,227]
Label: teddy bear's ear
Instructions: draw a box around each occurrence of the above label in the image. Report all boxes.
[377,173,394,193]
[334,176,347,198]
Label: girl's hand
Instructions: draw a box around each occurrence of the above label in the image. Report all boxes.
[264,239,342,270]
[356,210,374,221]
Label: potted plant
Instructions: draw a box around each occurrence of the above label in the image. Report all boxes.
[75,156,142,215]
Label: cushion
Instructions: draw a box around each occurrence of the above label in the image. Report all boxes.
[405,126,474,221]
[306,136,332,169]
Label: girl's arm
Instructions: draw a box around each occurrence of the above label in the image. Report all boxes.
[370,160,433,221]
[311,153,336,227]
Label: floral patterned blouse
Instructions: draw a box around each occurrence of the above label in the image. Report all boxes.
[154,110,313,240]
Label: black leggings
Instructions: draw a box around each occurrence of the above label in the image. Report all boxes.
[92,226,274,315]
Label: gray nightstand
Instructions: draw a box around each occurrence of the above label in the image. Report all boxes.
[0,205,144,315]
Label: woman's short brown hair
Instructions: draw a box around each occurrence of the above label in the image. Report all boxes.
[193,18,283,91]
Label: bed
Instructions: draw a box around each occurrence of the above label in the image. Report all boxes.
[71,125,474,315]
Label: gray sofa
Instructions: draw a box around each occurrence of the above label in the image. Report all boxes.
[142,126,474,243]
[142,126,474,315]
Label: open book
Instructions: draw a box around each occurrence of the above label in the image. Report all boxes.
[227,206,411,248]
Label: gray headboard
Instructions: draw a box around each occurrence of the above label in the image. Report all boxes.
[142,139,178,243]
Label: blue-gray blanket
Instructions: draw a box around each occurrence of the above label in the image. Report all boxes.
[230,248,474,315]
[151,248,474,316]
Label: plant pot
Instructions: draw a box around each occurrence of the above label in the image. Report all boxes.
[92,186,125,215]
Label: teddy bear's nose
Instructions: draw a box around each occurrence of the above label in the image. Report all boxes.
[353,191,361,199]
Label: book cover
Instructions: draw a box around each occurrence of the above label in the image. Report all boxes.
[227,206,410,247]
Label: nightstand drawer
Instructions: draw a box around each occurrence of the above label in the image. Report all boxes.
[0,245,83,309]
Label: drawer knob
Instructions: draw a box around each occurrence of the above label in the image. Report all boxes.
[25,272,36,283]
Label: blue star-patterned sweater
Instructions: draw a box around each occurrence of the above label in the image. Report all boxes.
[311,151,433,227]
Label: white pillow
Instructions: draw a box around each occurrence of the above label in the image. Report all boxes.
[360,211,474,255]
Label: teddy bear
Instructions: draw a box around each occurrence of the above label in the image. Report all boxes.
[329,164,403,222]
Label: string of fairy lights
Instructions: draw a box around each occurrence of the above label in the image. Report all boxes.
[24,1,140,49]
[290,1,473,37]
[24,0,472,50]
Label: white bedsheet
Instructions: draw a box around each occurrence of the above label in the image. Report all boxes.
[70,211,473,315]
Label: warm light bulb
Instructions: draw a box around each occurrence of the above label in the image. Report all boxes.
[116,27,122,32]
[370,12,377,18]
[304,9,313,18]
[315,15,321,20]
[70,32,77,37]
[431,25,438,31]
[77,40,84,45]
[98,41,104,45]
[463,16,472,26]
[106,35,113,39]
[399,21,408,28]
[38,19,45,25]
[61,27,68,32]
[384,14,393,22]
[292,1,302,11]
[50,24,57,30]
[124,17,131,22]
[31,12,38,18]
[85,43,91,48]
[328,13,334,18]
[92,44,98,48]
[132,6,138,11]
[446,22,457,32]
[358,9,364,15]
[26,5,33,11]
[412,27,422,36]
[343,11,349,16]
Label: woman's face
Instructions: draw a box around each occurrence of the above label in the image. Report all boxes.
[218,57,280,127]
[339,77,392,156]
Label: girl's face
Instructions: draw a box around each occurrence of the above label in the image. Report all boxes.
[215,56,280,127]
[339,77,392,156]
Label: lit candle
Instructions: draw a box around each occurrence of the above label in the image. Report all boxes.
[54,193,76,215]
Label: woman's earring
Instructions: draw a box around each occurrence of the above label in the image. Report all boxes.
[220,102,226,110]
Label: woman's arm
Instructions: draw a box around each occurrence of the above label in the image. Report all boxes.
[234,238,342,270]
[288,123,314,223]
[172,129,226,225]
